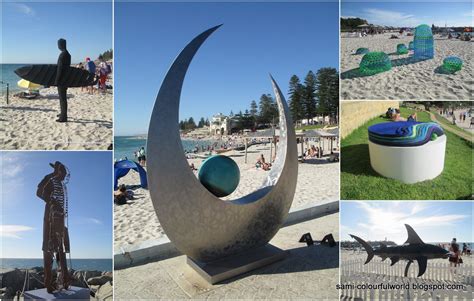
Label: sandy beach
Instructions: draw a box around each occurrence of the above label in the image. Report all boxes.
[114,142,339,251]
[341,33,473,100]
[0,85,112,150]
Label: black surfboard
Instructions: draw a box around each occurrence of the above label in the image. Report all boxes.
[15,64,97,87]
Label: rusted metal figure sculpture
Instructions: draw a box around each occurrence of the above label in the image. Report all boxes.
[37,161,71,293]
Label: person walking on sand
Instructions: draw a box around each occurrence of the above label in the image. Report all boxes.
[37,161,71,293]
[449,238,461,275]
[55,39,71,123]
[85,57,96,94]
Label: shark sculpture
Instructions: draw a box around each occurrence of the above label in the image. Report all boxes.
[350,224,449,277]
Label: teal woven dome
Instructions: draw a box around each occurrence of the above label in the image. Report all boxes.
[408,41,414,50]
[198,155,240,197]
[355,48,370,55]
[442,56,463,73]
[359,52,392,76]
[414,24,434,60]
[397,44,408,54]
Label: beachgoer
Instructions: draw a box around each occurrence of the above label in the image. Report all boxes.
[256,154,271,170]
[85,57,96,94]
[114,185,128,205]
[407,113,417,122]
[139,147,146,166]
[55,39,71,123]
[190,163,197,171]
[449,238,461,274]
[36,161,71,293]
[98,62,108,93]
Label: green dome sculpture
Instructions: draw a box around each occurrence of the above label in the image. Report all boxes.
[414,24,434,60]
[359,52,392,76]
[397,44,408,54]
[442,56,463,73]
[355,47,370,55]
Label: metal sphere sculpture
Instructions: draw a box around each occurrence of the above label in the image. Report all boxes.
[198,155,240,197]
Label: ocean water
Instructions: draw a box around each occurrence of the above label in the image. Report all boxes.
[1,258,112,272]
[114,136,217,160]
[1,64,27,93]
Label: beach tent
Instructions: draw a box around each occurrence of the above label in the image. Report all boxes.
[114,160,147,190]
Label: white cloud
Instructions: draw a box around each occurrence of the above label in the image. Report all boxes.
[363,8,420,27]
[463,10,474,17]
[10,3,36,17]
[86,218,103,225]
[344,202,469,244]
[0,225,34,239]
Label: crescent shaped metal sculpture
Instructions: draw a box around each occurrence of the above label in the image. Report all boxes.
[147,25,298,263]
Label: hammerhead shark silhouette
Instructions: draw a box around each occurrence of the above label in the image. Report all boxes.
[350,224,449,277]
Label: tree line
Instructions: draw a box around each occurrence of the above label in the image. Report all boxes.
[179,67,339,131]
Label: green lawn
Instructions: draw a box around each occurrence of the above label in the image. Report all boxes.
[296,124,325,131]
[341,108,473,200]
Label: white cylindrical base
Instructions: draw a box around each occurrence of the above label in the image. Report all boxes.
[368,135,446,184]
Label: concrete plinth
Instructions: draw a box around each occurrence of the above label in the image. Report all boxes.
[187,244,287,284]
[23,286,90,300]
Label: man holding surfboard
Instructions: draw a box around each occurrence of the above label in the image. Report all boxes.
[56,38,71,122]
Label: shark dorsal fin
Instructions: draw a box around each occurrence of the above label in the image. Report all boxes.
[404,224,424,245]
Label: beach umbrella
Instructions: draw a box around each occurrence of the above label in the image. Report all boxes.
[17,79,41,90]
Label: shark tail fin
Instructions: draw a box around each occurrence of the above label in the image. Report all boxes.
[350,234,374,264]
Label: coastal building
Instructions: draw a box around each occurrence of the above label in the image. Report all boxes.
[209,113,230,135]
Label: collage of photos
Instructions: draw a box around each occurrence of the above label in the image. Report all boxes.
[0,0,472,300]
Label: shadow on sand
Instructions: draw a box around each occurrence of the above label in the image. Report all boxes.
[68,117,112,129]
[341,56,428,80]
[1,106,55,113]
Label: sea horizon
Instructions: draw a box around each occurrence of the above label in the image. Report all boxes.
[1,258,112,272]
[114,135,218,160]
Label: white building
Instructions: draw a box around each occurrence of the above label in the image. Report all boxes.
[209,113,230,135]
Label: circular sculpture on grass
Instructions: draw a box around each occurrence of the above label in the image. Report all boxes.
[355,47,369,55]
[359,52,392,76]
[442,56,463,73]
[408,41,414,50]
[414,24,434,60]
[198,155,240,197]
[397,44,408,54]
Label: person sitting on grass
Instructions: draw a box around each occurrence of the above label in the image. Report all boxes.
[407,113,417,122]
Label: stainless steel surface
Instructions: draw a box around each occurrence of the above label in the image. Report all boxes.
[187,244,287,284]
[147,25,298,262]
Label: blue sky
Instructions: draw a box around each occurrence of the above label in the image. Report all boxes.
[2,1,112,64]
[340,202,472,244]
[114,2,339,136]
[342,1,473,28]
[0,151,112,259]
